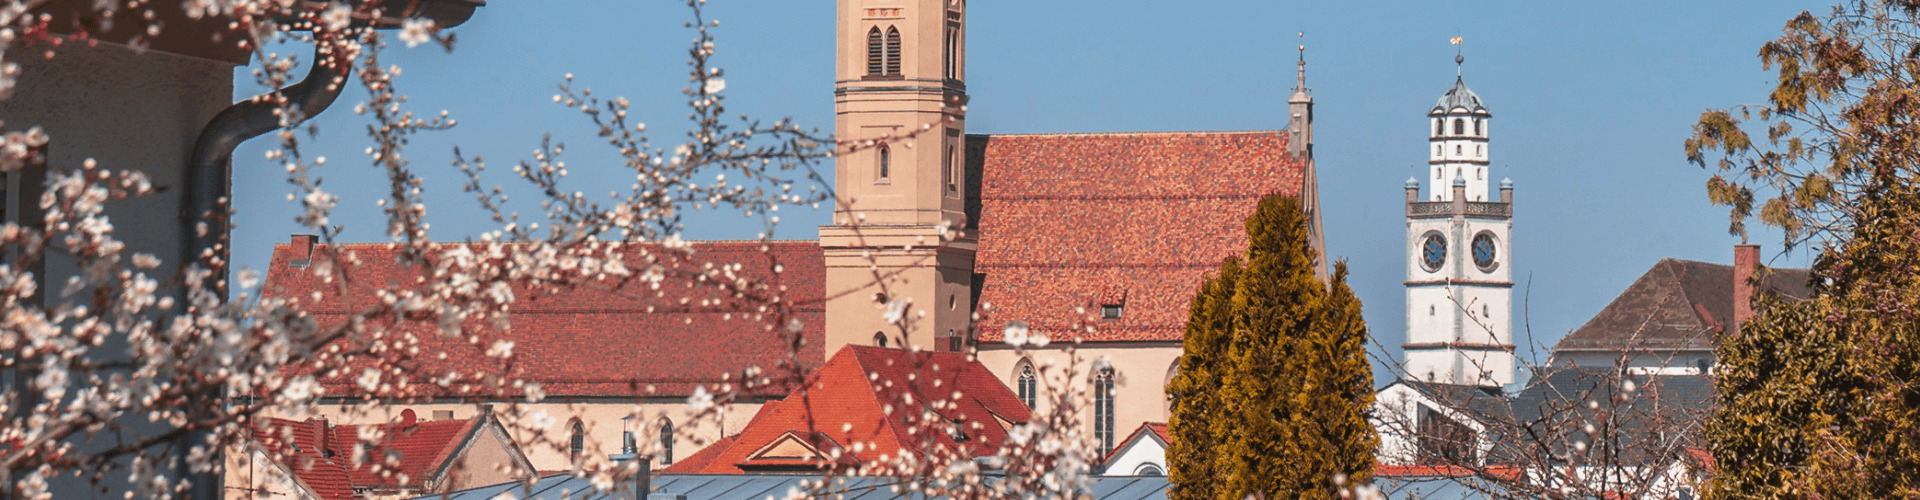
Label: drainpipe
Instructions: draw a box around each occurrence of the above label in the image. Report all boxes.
[181,42,347,296]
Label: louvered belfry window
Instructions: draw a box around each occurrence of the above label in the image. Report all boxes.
[885,27,902,75]
[867,27,884,75]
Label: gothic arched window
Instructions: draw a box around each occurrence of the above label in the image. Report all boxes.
[1093,368,1116,454]
[873,332,888,347]
[659,419,675,465]
[885,27,902,75]
[569,421,586,461]
[1452,118,1464,135]
[877,145,890,180]
[866,27,884,75]
[1016,362,1037,409]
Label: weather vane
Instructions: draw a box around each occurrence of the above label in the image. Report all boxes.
[1451,36,1465,76]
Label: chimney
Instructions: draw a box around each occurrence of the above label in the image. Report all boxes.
[290,234,318,268]
[1733,244,1759,337]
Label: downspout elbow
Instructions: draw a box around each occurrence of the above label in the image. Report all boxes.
[181,43,347,296]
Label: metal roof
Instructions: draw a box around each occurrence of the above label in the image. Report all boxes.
[416,473,1170,500]
[1430,78,1489,116]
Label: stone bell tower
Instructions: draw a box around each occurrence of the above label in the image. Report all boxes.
[1403,52,1515,387]
[820,0,976,354]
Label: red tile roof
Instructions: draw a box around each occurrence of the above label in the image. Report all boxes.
[261,240,826,398]
[252,413,482,499]
[662,346,1031,474]
[1101,421,1170,467]
[966,131,1308,342]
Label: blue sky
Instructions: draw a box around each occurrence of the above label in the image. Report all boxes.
[230,1,1828,385]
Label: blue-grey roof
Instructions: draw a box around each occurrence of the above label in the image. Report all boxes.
[1431,78,1489,116]
[415,473,1171,500]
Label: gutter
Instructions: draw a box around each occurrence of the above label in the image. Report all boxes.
[179,0,484,295]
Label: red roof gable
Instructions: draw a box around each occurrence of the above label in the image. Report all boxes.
[253,414,482,499]
[966,131,1308,342]
[1101,421,1170,467]
[663,346,1032,474]
[260,239,826,398]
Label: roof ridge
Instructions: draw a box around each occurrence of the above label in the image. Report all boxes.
[967,130,1281,138]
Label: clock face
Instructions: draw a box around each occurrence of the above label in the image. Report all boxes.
[1472,233,1498,271]
[1420,234,1446,272]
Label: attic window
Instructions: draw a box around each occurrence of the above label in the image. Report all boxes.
[1101,305,1122,320]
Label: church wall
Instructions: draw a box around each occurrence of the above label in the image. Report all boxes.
[976,343,1181,454]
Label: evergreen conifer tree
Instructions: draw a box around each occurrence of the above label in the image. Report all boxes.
[1168,195,1375,500]
[1166,257,1240,500]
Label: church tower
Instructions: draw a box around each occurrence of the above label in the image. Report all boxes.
[1403,53,1515,387]
[820,0,976,354]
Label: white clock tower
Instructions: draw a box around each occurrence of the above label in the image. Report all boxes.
[1403,54,1515,387]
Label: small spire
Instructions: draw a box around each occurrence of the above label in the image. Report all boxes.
[1295,31,1308,93]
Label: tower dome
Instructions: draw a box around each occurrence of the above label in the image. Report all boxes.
[1431,78,1489,116]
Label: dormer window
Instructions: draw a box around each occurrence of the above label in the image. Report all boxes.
[1101,304,1122,320]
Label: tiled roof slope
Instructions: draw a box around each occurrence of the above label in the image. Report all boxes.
[966,131,1308,342]
[253,414,481,499]
[1554,258,1811,353]
[663,346,1031,474]
[261,240,826,397]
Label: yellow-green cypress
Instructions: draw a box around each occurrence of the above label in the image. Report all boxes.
[1168,195,1375,500]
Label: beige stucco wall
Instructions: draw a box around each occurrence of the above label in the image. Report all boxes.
[0,40,233,291]
[442,424,532,492]
[264,398,766,474]
[976,342,1182,455]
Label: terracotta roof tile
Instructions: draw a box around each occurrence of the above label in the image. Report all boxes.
[253,414,483,498]
[668,346,1031,474]
[1555,259,1811,352]
[966,132,1307,342]
[261,240,826,398]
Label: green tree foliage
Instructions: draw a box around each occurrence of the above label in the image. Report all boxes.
[1694,2,1920,497]
[1705,297,1857,498]
[1166,195,1375,500]
[1166,256,1239,500]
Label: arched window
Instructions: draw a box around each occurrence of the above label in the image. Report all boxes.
[1455,145,1462,155]
[1016,362,1037,409]
[569,421,586,461]
[873,332,888,347]
[1093,368,1116,454]
[1434,119,1442,136]
[1452,118,1464,135]
[1473,118,1482,136]
[659,420,675,465]
[877,145,890,180]
[885,27,902,75]
[1134,463,1165,476]
[866,27,884,75]
[945,23,959,80]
